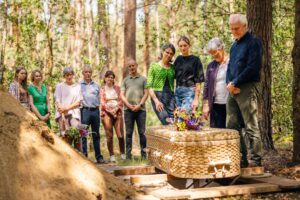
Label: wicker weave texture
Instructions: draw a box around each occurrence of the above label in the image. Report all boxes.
[146,126,241,179]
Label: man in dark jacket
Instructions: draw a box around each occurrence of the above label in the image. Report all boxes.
[226,14,263,168]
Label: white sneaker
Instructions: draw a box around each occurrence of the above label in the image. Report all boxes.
[110,155,116,162]
[120,154,126,160]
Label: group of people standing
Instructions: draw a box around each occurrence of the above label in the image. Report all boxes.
[8,13,262,168]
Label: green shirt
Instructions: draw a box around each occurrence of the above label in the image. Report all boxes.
[146,62,175,92]
[28,84,51,127]
[121,75,147,110]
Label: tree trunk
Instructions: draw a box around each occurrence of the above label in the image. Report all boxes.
[155,0,160,56]
[0,0,8,85]
[292,0,300,162]
[112,0,119,70]
[98,0,110,78]
[72,0,83,71]
[123,0,136,79]
[143,0,150,76]
[247,0,274,150]
[45,0,54,79]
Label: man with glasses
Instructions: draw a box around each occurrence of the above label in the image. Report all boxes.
[226,14,263,168]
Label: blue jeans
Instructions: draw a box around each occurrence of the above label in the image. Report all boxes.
[175,86,195,111]
[81,108,103,161]
[124,110,147,159]
[151,91,175,125]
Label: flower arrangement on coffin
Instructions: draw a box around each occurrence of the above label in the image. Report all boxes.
[173,107,204,131]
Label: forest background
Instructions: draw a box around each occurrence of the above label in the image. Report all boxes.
[0,0,296,157]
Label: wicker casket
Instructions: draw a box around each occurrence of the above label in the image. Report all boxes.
[146,126,241,179]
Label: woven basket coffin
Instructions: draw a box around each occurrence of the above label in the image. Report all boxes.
[146,126,241,179]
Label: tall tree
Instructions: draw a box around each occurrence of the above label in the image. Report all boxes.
[45,0,54,79]
[123,0,136,78]
[98,0,110,78]
[143,0,150,76]
[0,0,8,85]
[247,0,274,149]
[292,0,300,162]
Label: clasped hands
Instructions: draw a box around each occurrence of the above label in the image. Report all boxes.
[227,82,240,94]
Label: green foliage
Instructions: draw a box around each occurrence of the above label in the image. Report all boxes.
[271,0,294,136]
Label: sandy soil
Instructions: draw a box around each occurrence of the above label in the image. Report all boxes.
[0,90,136,200]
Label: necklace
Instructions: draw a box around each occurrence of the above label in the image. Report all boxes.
[159,61,170,69]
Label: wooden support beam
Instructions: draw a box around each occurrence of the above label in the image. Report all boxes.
[241,167,265,175]
[241,176,300,190]
[150,183,280,199]
[114,166,156,176]
[130,174,168,187]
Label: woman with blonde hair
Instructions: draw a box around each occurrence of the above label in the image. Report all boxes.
[28,69,51,127]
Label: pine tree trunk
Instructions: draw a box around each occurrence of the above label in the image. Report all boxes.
[45,0,54,79]
[0,0,8,85]
[247,0,274,150]
[155,0,160,56]
[143,0,150,76]
[98,0,110,78]
[292,0,300,162]
[123,0,136,79]
[72,0,83,70]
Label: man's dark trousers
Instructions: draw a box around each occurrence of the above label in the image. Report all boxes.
[124,110,147,159]
[81,108,103,161]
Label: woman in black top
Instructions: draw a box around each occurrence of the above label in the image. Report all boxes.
[174,36,205,112]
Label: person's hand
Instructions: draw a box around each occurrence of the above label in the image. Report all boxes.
[155,100,164,112]
[192,99,199,113]
[127,104,135,111]
[227,82,235,93]
[43,113,50,121]
[202,103,210,120]
[233,87,241,94]
[132,104,142,112]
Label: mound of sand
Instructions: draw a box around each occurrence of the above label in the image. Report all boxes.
[0,90,135,200]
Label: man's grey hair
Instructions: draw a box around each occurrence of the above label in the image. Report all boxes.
[63,67,75,76]
[82,64,93,72]
[229,14,248,26]
[206,37,225,52]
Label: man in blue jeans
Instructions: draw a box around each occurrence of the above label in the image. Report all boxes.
[226,14,263,168]
[80,65,105,164]
[121,59,149,160]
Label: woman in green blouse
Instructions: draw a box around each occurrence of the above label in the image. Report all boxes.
[28,70,51,127]
[146,43,176,125]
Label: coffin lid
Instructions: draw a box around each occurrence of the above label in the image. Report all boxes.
[146,125,239,142]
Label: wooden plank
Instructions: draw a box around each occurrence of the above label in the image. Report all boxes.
[188,183,280,199]
[244,176,300,190]
[241,167,265,175]
[130,174,168,186]
[151,188,191,200]
[114,166,156,176]
[150,183,280,200]
[133,194,160,200]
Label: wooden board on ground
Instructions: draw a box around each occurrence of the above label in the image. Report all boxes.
[130,174,168,187]
[241,176,300,189]
[114,166,156,176]
[150,183,280,200]
[241,167,265,175]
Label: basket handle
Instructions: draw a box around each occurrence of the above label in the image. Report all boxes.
[208,156,231,177]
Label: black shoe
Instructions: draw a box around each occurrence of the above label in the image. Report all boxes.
[96,158,106,164]
[240,161,249,168]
